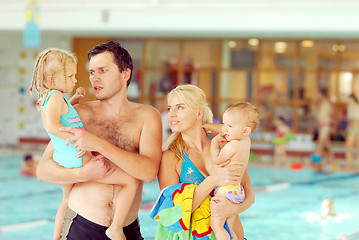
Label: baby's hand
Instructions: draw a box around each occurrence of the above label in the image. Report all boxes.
[214,133,228,144]
[202,123,210,132]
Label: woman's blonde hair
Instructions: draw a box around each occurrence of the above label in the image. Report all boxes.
[163,84,213,161]
[30,48,77,110]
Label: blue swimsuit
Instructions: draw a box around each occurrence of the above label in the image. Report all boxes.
[179,133,212,185]
[42,90,85,168]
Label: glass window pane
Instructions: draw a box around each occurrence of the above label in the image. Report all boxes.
[183,40,220,68]
[340,41,359,70]
[145,40,180,67]
[258,70,293,99]
[300,70,336,100]
[300,40,337,70]
[220,70,253,100]
[116,39,143,67]
[299,72,316,100]
[127,69,141,99]
[259,40,296,70]
[297,104,314,132]
[143,70,174,97]
[221,40,258,69]
[258,104,293,132]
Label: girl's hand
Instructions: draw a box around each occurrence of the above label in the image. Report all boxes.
[75,87,88,98]
[69,87,88,105]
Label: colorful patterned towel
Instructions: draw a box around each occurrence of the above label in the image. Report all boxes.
[149,183,231,240]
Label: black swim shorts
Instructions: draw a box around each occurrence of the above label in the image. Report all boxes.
[61,208,144,240]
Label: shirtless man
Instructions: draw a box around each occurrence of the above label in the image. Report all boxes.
[36,41,162,240]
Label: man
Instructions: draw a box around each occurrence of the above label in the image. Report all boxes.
[36,41,162,240]
[314,88,333,169]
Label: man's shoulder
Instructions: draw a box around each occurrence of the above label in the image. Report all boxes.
[73,101,98,115]
[131,102,160,117]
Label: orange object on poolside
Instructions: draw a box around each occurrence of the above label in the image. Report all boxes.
[290,162,303,170]
[20,169,36,177]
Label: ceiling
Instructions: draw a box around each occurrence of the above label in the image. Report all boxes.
[2,0,359,39]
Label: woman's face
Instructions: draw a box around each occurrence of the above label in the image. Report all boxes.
[167,93,199,133]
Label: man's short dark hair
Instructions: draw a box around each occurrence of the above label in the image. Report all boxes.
[88,41,133,86]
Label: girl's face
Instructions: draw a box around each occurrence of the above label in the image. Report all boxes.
[167,93,200,133]
[52,61,77,93]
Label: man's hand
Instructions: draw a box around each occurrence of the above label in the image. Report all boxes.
[59,127,101,152]
[79,154,116,182]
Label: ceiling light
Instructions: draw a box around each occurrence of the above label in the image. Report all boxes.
[301,40,314,48]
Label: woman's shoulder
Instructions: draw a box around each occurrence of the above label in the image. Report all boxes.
[162,149,177,161]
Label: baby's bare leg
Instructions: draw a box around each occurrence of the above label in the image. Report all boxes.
[210,192,232,240]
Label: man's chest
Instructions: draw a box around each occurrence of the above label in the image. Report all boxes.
[83,117,141,153]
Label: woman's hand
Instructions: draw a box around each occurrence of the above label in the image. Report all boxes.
[210,163,242,187]
[211,193,248,218]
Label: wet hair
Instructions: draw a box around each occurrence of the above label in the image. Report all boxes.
[30,48,77,110]
[24,154,32,162]
[278,116,286,122]
[349,93,359,103]
[163,84,213,161]
[226,102,259,133]
[319,88,328,98]
[88,41,133,87]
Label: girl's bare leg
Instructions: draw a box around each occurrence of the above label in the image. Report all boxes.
[53,184,73,240]
[95,166,139,240]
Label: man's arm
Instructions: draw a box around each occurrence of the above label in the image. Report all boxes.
[61,107,162,183]
[36,141,115,185]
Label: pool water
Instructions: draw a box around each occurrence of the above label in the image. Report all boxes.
[1,155,358,240]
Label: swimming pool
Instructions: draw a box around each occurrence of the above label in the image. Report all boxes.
[1,155,358,240]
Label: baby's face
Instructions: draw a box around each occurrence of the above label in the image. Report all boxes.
[221,110,247,141]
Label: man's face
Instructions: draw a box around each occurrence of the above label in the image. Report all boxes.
[88,51,123,100]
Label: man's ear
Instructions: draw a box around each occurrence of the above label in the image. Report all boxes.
[243,126,252,136]
[123,68,131,82]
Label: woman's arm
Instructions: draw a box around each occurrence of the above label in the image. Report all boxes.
[192,162,243,212]
[157,150,180,189]
[158,150,243,212]
[210,168,254,239]
[210,168,254,216]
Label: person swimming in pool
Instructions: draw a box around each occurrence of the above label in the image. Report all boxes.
[20,153,38,177]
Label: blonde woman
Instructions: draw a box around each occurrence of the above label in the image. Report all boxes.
[157,84,255,240]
